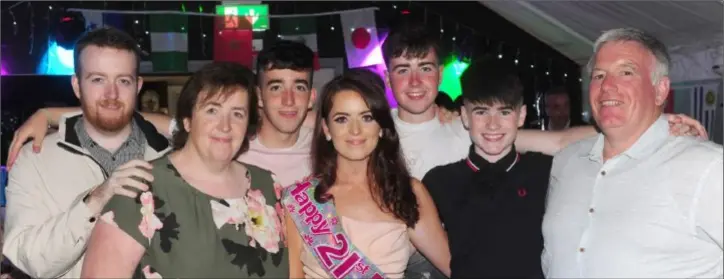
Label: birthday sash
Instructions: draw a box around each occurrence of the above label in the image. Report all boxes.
[282,177,386,279]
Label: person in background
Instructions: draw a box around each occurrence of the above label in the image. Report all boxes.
[2,27,171,278]
[284,69,451,278]
[424,58,553,278]
[81,61,288,278]
[543,27,722,278]
[544,86,587,131]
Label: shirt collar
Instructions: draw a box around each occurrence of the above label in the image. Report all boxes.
[466,144,520,173]
[586,115,669,161]
[75,117,145,150]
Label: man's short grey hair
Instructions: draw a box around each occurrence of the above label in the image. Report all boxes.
[586,28,670,84]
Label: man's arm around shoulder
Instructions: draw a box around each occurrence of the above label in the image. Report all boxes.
[2,144,98,278]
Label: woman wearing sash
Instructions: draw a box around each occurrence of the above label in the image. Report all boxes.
[282,69,451,279]
[81,62,288,278]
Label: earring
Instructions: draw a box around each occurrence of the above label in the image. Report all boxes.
[379,131,383,138]
[325,134,331,141]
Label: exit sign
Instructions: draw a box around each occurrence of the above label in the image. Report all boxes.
[215,4,269,31]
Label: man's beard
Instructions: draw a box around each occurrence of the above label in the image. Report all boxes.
[81,98,134,133]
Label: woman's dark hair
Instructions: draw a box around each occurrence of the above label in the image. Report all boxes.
[172,62,259,159]
[311,69,419,228]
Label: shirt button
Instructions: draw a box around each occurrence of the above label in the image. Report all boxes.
[111,156,116,161]
[601,170,606,176]
[89,217,97,223]
[579,247,586,253]
[589,208,595,213]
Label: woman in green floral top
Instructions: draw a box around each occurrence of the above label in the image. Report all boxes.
[81,62,288,278]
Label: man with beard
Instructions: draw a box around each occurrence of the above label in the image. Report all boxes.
[2,27,170,278]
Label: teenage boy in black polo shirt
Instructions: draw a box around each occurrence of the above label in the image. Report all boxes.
[423,58,551,278]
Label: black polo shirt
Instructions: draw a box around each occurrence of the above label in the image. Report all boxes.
[422,145,552,278]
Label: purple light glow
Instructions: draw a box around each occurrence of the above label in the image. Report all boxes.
[358,31,397,107]
[362,63,396,108]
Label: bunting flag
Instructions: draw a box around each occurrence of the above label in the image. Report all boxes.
[691,84,719,139]
[340,9,382,68]
[80,11,124,31]
[214,29,254,68]
[150,15,188,72]
[279,17,320,70]
[252,31,264,55]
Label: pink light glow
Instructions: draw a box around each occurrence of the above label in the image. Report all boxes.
[360,31,388,69]
[362,63,396,108]
[359,31,397,107]
[1,65,7,75]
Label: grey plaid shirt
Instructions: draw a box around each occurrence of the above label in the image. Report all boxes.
[74,117,147,175]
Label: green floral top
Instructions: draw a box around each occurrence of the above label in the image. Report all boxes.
[101,155,288,278]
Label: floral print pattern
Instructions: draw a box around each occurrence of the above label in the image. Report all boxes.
[271,173,287,245]
[210,199,248,229]
[104,157,288,278]
[142,265,163,278]
[244,189,282,253]
[100,211,118,227]
[138,192,164,243]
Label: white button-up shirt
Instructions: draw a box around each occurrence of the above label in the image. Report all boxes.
[542,115,723,278]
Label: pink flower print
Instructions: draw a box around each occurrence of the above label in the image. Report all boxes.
[210,199,247,229]
[271,174,284,199]
[138,192,163,243]
[329,217,339,225]
[286,204,295,213]
[142,265,163,278]
[274,202,286,244]
[243,189,282,253]
[100,211,118,228]
[303,234,314,246]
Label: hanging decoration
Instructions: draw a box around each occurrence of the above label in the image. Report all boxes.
[351,28,371,49]
[341,8,382,68]
[150,13,189,72]
[279,16,320,70]
[0,1,577,86]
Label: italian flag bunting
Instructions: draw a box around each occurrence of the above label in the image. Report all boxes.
[150,15,188,72]
[279,17,320,70]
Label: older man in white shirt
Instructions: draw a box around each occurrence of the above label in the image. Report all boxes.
[542,28,723,278]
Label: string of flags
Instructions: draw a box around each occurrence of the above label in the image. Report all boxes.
[2,2,579,85]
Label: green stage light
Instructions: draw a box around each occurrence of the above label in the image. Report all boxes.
[438,55,469,101]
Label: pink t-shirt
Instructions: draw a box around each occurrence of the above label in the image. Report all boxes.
[237,127,314,188]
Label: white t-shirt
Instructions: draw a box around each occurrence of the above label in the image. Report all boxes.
[392,109,471,180]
